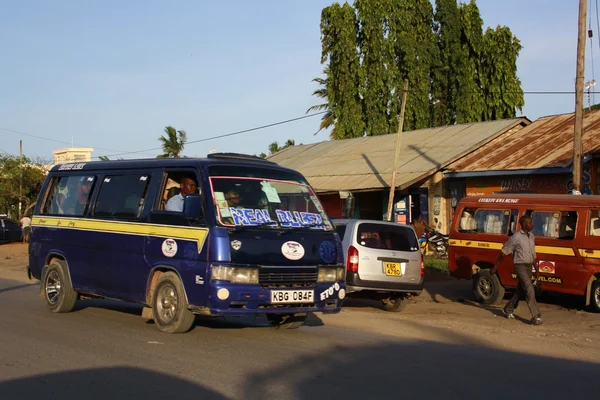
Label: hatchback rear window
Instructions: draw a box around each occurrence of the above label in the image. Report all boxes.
[356,223,418,252]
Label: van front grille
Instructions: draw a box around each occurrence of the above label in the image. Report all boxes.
[259,267,318,287]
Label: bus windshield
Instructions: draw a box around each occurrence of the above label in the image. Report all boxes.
[209,172,332,231]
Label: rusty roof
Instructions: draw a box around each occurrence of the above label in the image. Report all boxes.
[267,118,529,193]
[446,110,600,173]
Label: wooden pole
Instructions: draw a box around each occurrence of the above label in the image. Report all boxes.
[386,79,409,221]
[573,0,587,191]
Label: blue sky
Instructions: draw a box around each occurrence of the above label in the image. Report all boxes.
[0,0,592,161]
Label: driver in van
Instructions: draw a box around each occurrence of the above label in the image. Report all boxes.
[166,176,198,212]
[490,216,542,326]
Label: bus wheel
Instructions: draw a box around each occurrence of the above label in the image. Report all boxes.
[472,270,505,305]
[151,272,195,333]
[591,280,600,313]
[267,313,307,329]
[42,260,77,313]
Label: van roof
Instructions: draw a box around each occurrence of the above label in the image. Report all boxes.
[459,194,600,207]
[49,154,289,173]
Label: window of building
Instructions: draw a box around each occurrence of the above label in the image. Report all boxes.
[93,174,150,220]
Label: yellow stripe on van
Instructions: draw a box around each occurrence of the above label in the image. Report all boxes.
[579,249,600,259]
[535,245,575,256]
[32,216,209,251]
[448,239,503,250]
[449,239,575,257]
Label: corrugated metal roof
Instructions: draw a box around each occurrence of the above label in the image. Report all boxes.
[447,110,600,173]
[268,118,529,192]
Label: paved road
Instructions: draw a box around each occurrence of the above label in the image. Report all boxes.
[1,278,599,400]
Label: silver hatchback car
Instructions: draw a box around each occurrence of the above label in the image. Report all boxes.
[333,219,424,312]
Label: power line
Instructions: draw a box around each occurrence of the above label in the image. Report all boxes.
[0,127,139,154]
[100,111,328,158]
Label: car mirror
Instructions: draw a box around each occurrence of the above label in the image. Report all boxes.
[183,194,204,220]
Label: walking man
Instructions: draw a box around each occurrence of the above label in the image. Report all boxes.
[490,216,542,325]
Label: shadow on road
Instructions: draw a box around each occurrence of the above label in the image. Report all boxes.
[0,282,36,295]
[244,322,600,399]
[0,366,227,400]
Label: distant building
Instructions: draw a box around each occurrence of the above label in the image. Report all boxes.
[52,148,93,165]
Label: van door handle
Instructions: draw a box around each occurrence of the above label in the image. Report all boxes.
[585,249,594,254]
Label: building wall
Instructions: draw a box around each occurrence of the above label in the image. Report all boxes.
[52,148,94,165]
[465,160,597,197]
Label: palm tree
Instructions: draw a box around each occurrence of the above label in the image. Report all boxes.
[306,68,337,139]
[268,141,281,155]
[158,126,187,158]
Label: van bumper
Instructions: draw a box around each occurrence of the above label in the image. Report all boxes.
[201,281,346,316]
[346,272,424,294]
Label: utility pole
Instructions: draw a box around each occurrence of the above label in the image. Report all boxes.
[19,140,23,217]
[386,79,409,222]
[573,0,587,191]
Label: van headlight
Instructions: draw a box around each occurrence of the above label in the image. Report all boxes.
[211,266,259,284]
[318,267,345,282]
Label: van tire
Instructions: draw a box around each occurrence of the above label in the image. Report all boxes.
[42,260,78,313]
[381,294,408,312]
[472,270,505,305]
[591,280,600,313]
[151,272,195,333]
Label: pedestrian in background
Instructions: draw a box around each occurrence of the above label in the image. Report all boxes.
[490,215,542,325]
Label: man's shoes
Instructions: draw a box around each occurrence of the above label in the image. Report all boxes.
[503,309,515,319]
[531,316,543,325]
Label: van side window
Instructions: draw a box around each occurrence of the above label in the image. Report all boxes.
[590,211,600,236]
[508,209,519,236]
[159,172,201,212]
[458,208,510,235]
[40,176,96,216]
[528,210,577,240]
[93,175,150,220]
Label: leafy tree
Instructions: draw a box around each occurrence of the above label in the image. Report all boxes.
[312,0,524,136]
[0,154,46,218]
[259,139,298,158]
[158,126,187,158]
[319,3,365,139]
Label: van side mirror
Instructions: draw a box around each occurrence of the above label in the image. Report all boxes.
[183,194,204,220]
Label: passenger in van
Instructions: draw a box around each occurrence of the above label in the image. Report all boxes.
[490,216,542,326]
[225,190,242,208]
[64,181,92,215]
[165,176,198,212]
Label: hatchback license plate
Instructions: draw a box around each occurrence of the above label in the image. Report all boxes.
[384,262,402,277]
[271,290,314,304]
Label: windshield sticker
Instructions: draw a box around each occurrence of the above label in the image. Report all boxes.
[281,241,305,260]
[319,241,336,263]
[276,210,325,229]
[225,207,328,229]
[231,240,242,251]
[261,181,281,203]
[230,208,275,226]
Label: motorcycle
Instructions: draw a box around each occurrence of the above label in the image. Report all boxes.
[419,227,449,258]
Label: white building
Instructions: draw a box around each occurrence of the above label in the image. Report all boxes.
[52,147,94,165]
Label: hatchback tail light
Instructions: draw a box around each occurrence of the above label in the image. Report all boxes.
[420,253,425,277]
[347,245,359,273]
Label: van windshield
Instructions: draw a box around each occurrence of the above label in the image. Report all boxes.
[208,169,332,231]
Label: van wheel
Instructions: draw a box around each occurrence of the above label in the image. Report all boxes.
[42,260,77,313]
[591,280,600,313]
[381,295,408,312]
[473,270,505,305]
[267,313,307,329]
[151,272,195,333]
